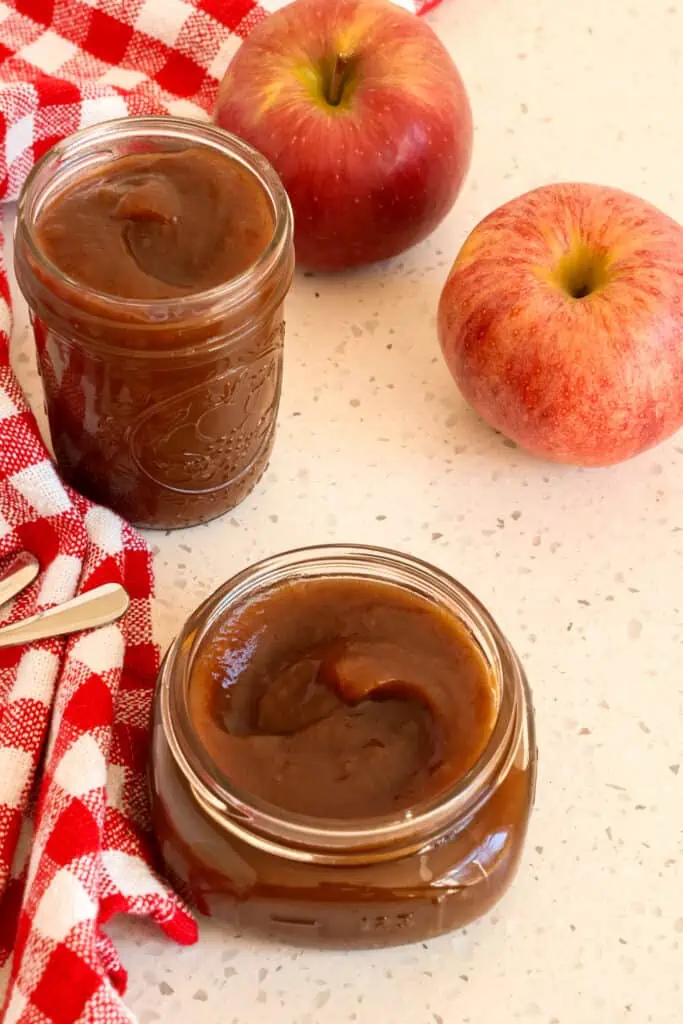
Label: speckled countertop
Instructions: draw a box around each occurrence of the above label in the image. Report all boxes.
[8,0,683,1021]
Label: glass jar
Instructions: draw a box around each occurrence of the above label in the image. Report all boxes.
[151,545,537,947]
[14,117,294,530]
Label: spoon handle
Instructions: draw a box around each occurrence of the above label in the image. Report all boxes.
[0,553,41,609]
[0,583,130,649]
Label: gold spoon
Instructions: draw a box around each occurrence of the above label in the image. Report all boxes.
[0,552,41,608]
[0,583,130,649]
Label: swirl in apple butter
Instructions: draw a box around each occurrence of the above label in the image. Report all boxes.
[189,576,496,820]
[35,148,274,300]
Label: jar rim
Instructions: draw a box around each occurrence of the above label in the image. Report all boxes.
[159,544,530,860]
[15,115,294,331]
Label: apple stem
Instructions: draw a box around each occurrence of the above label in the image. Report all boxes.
[326,54,350,107]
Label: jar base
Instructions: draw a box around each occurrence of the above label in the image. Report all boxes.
[49,446,273,531]
[170,879,523,950]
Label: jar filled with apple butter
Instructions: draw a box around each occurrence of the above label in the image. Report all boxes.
[14,117,294,529]
[151,545,537,947]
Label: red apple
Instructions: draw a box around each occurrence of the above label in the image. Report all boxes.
[438,183,683,466]
[215,0,472,271]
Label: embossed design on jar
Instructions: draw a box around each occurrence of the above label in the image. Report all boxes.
[129,326,284,495]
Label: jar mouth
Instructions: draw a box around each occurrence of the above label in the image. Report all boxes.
[16,115,294,333]
[159,544,528,857]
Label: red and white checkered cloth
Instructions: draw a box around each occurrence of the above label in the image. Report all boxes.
[0,305,199,1024]
[0,1,438,1021]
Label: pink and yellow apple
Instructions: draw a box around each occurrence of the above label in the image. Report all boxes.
[215,0,472,271]
[438,182,683,466]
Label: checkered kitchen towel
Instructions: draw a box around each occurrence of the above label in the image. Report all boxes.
[0,1,440,1022]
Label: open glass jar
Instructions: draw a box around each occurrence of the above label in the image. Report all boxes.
[151,545,537,947]
[14,117,294,530]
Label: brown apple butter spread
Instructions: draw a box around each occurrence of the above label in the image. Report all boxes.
[189,577,496,819]
[152,546,536,946]
[35,148,274,301]
[15,119,294,529]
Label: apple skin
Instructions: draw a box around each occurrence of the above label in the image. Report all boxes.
[438,182,683,466]
[215,0,472,271]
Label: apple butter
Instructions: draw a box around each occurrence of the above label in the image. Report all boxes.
[34,148,274,302]
[14,117,294,529]
[151,546,537,947]
[189,577,496,820]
